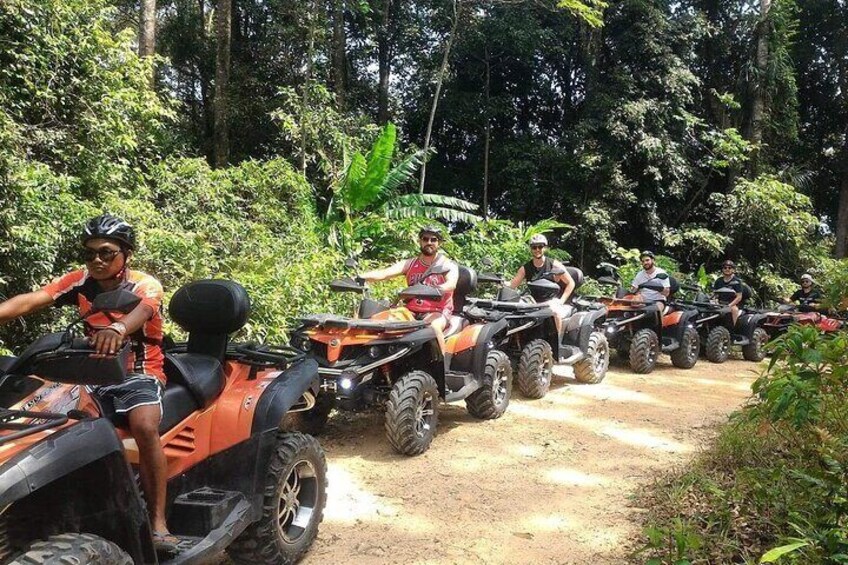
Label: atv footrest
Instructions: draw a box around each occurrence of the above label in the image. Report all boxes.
[558,345,584,365]
[163,490,254,565]
[661,338,680,353]
[732,336,750,346]
[445,371,479,402]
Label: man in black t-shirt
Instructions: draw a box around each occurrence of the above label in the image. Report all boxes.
[786,273,823,312]
[712,260,744,325]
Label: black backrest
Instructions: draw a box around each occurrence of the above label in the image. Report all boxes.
[454,266,478,312]
[741,283,753,303]
[169,280,251,361]
[565,266,584,290]
[668,276,680,298]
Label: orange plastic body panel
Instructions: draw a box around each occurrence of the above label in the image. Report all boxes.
[662,310,683,328]
[444,324,483,355]
[1,361,290,481]
[306,307,425,362]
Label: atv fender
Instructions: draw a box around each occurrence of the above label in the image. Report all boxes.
[563,309,606,352]
[252,358,320,434]
[669,309,700,343]
[736,312,767,339]
[0,419,154,564]
[448,319,509,379]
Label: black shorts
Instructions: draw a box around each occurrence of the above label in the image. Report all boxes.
[89,375,163,418]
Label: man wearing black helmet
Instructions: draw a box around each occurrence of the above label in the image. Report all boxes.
[357,225,459,347]
[0,214,177,552]
[712,260,744,324]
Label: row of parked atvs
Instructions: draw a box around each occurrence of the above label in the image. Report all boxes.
[0,264,844,564]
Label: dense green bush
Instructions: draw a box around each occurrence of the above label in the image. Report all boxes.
[638,326,848,564]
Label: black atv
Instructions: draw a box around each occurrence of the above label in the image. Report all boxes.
[674,283,769,363]
[0,280,326,564]
[466,265,609,399]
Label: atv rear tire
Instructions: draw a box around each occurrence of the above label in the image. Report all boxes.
[705,326,731,363]
[629,329,659,374]
[228,432,327,565]
[670,326,700,369]
[9,533,132,565]
[742,327,769,362]
[516,339,553,399]
[385,371,439,456]
[573,331,610,384]
[466,350,513,419]
[283,393,335,436]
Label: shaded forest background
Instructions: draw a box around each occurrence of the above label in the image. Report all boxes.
[1,0,847,346]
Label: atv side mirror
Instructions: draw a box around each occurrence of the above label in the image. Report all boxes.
[528,279,561,292]
[398,284,443,301]
[653,272,669,280]
[344,257,358,269]
[714,287,737,298]
[597,262,618,272]
[329,278,366,294]
[89,290,142,315]
[480,257,494,268]
[478,273,504,284]
[681,283,701,292]
[640,280,666,292]
[547,266,566,276]
[597,276,619,287]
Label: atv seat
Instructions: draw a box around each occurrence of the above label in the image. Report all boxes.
[157,280,250,433]
[453,266,478,313]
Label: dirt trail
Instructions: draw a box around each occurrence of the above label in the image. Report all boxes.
[303,357,758,564]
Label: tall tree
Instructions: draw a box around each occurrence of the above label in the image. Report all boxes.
[213,0,232,168]
[139,0,156,84]
[376,0,395,124]
[330,0,348,110]
[746,0,771,176]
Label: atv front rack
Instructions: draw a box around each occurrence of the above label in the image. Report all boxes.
[0,408,68,446]
[300,314,427,332]
[466,298,548,312]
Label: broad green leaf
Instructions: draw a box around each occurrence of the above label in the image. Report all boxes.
[759,541,809,563]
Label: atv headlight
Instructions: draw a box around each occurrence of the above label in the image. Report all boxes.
[606,325,617,335]
[339,370,358,390]
[368,345,383,359]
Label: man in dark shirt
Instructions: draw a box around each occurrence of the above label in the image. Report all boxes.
[787,273,823,312]
[712,260,744,325]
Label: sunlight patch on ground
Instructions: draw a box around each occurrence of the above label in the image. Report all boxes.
[324,465,398,522]
[545,467,609,487]
[692,377,755,391]
[565,383,666,406]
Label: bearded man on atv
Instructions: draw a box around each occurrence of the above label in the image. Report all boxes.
[0,214,177,553]
[508,234,576,321]
[630,251,670,302]
[713,260,744,325]
[357,225,459,347]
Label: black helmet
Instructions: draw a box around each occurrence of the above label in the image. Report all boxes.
[82,214,136,250]
[722,259,735,268]
[639,250,655,259]
[418,224,445,241]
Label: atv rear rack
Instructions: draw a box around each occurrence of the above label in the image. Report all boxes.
[301,314,427,332]
[0,408,68,446]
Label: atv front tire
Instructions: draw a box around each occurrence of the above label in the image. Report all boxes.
[516,339,553,399]
[10,533,132,565]
[629,329,659,374]
[466,350,513,419]
[573,331,610,384]
[670,325,700,369]
[705,326,731,363]
[283,393,335,436]
[385,371,439,456]
[742,327,769,362]
[229,432,327,565]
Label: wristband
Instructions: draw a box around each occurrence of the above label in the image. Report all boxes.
[107,322,127,338]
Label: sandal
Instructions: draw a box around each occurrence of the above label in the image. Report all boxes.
[152,531,181,554]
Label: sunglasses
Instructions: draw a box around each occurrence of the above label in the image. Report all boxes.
[81,247,123,263]
[722,266,734,270]
[420,236,440,243]
[530,244,545,250]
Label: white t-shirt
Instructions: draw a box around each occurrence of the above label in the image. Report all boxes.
[631,268,670,302]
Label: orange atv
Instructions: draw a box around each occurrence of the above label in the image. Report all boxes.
[592,263,700,373]
[290,266,512,456]
[0,280,326,564]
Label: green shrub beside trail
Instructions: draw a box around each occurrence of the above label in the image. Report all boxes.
[636,326,848,564]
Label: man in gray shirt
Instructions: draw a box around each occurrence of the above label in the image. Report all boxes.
[630,251,670,302]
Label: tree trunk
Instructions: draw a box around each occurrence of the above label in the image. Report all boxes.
[213,0,232,168]
[198,0,214,161]
[482,49,491,219]
[377,0,392,124]
[746,0,771,177]
[301,0,318,175]
[331,0,347,110]
[139,0,156,84]
[836,163,848,258]
[419,0,459,194]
